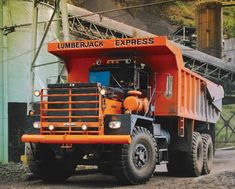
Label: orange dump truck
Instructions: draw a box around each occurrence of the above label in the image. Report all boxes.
[22,36,224,184]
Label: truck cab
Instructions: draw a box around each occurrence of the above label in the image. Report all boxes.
[89,58,150,92]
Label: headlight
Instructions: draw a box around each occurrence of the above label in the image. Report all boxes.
[48,124,54,131]
[33,90,41,97]
[33,121,41,129]
[100,88,106,96]
[109,121,121,129]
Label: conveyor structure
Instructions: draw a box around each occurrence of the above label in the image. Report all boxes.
[41,1,235,93]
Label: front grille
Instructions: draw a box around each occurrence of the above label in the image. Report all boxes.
[40,83,102,135]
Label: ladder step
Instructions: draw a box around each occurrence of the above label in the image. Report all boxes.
[42,108,99,111]
[160,161,168,164]
[41,101,99,104]
[159,149,168,152]
[42,115,99,119]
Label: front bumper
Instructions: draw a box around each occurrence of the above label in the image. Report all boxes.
[21,134,131,144]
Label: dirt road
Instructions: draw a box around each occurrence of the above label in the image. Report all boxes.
[0,148,234,189]
[213,147,235,173]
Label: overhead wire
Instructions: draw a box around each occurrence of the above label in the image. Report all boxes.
[0,0,175,30]
[1,0,193,70]
[0,37,59,64]
[0,0,176,66]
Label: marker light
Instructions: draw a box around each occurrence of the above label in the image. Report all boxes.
[33,121,41,129]
[48,124,55,131]
[81,124,88,131]
[100,89,106,96]
[29,110,35,116]
[109,121,121,129]
[33,90,41,97]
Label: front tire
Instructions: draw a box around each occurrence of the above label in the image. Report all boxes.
[26,143,75,183]
[114,127,157,185]
[201,134,213,175]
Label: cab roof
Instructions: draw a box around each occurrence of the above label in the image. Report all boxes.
[48,36,184,70]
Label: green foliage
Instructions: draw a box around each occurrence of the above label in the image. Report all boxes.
[223,7,235,38]
[117,0,235,37]
[157,0,235,38]
[159,0,196,27]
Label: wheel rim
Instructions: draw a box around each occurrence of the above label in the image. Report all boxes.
[133,143,149,169]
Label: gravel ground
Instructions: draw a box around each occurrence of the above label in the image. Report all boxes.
[0,164,234,189]
[0,148,234,189]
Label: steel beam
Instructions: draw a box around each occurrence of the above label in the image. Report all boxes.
[183,55,235,93]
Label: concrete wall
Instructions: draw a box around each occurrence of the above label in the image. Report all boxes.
[0,0,61,162]
[224,38,235,65]
[6,0,60,102]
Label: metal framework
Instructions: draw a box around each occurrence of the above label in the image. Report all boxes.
[5,0,232,95]
[184,56,235,93]
[68,16,129,40]
[172,26,196,48]
[216,112,235,143]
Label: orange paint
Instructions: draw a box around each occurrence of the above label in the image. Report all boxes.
[103,99,122,115]
[21,134,131,144]
[47,36,222,123]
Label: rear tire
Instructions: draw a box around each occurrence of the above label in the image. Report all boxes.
[182,132,203,177]
[26,143,75,183]
[114,127,157,185]
[167,151,182,176]
[201,134,213,175]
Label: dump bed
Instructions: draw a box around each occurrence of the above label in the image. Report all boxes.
[48,36,224,123]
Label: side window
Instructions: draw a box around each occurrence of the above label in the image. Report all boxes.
[165,75,173,98]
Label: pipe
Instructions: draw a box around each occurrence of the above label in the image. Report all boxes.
[0,0,4,162]
[60,0,70,41]
[0,0,8,163]
[0,0,175,30]
[27,0,38,114]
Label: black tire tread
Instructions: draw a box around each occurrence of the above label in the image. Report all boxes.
[26,143,74,183]
[182,132,203,177]
[201,134,213,175]
[114,126,157,185]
